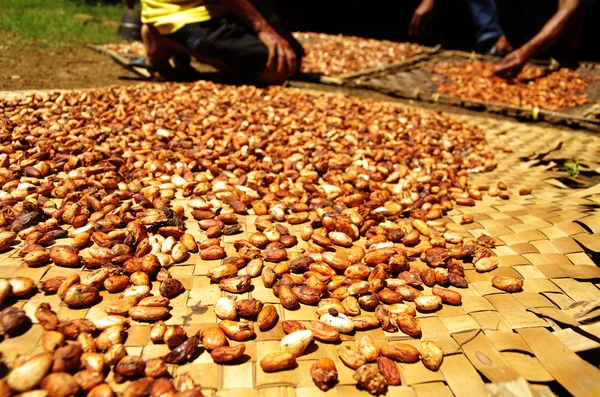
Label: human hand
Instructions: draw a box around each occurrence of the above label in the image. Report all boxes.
[409,0,435,37]
[258,27,298,76]
[494,49,527,79]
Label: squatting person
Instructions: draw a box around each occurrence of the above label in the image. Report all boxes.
[132,0,304,83]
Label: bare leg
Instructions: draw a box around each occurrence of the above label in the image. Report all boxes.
[141,24,173,65]
[492,35,513,56]
[141,25,227,70]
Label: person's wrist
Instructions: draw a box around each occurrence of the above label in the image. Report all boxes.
[254,24,265,34]
[518,44,535,62]
[255,21,274,35]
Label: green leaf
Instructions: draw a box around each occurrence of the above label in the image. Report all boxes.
[564,161,579,177]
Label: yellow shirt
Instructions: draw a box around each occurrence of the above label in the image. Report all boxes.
[141,0,227,35]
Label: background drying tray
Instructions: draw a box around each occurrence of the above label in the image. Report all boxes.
[87,43,151,79]
[88,38,439,86]
[353,51,600,131]
[87,43,221,80]
[290,33,439,85]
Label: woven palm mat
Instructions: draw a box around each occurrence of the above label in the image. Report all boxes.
[354,51,600,131]
[88,37,436,84]
[1,95,600,397]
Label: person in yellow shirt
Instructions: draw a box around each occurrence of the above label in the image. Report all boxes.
[130,0,304,83]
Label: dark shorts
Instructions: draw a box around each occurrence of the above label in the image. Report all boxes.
[167,14,269,79]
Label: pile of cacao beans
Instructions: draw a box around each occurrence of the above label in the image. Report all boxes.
[101,33,424,77]
[293,32,425,75]
[430,61,597,111]
[0,81,529,396]
[102,42,147,59]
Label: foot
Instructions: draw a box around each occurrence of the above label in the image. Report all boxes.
[173,54,198,74]
[171,54,204,82]
[172,54,190,69]
[484,35,513,57]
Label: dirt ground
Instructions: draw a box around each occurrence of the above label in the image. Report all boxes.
[0,32,142,91]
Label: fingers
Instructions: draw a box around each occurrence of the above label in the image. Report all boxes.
[277,43,298,77]
[260,32,298,78]
[276,43,286,75]
[286,49,297,76]
[493,55,514,77]
[274,50,286,76]
[409,14,419,36]
[493,51,523,79]
[505,68,519,79]
[266,43,276,72]
[283,41,297,76]
[494,63,517,79]
[493,64,509,78]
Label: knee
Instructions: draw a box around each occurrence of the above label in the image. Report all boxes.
[141,24,166,45]
[140,24,154,40]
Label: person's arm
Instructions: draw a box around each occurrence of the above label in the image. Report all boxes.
[494,0,582,78]
[219,0,297,76]
[409,0,435,37]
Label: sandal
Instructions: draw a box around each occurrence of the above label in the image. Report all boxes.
[128,57,175,77]
[108,52,152,79]
[110,54,176,80]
